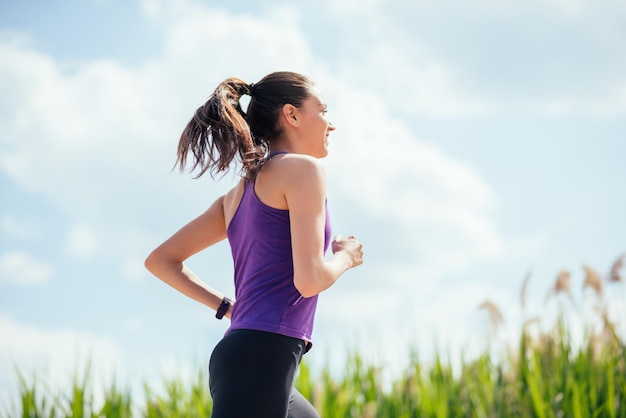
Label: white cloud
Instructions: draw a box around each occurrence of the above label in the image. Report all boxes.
[66,225,98,259]
[162,7,314,80]
[0,4,320,219]
[338,42,493,119]
[322,0,626,120]
[347,0,625,18]
[0,250,51,285]
[139,0,166,18]
[327,0,381,14]
[324,82,502,276]
[538,82,626,118]
[339,37,626,120]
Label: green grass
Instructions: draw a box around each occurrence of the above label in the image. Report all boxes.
[6,322,623,417]
[6,263,626,417]
[309,322,624,418]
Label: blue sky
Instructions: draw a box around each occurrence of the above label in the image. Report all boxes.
[1,0,625,406]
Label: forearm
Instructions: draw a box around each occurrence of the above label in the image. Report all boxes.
[146,256,233,319]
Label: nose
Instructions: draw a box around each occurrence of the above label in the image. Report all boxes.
[328,122,336,131]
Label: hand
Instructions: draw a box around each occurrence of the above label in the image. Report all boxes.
[331,235,364,268]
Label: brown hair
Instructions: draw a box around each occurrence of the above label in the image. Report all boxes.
[176,71,314,179]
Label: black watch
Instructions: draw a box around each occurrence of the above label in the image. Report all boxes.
[215,297,232,320]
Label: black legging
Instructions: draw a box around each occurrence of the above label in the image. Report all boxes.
[209,329,320,418]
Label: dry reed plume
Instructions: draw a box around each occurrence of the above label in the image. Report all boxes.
[479,299,504,329]
[547,270,572,304]
[582,264,603,296]
[610,253,624,282]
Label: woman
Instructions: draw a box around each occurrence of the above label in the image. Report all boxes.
[145,71,364,417]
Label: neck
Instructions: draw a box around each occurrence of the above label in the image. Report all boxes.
[269,139,295,155]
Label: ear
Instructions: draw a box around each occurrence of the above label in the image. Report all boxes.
[281,103,300,128]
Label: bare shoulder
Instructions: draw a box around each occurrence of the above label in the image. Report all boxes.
[257,154,326,209]
[224,178,245,203]
[222,179,245,224]
[275,154,326,183]
[273,155,327,208]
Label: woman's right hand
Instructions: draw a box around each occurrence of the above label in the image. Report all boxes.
[331,235,364,268]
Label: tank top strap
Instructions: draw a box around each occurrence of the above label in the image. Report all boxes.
[251,151,288,187]
[267,151,288,160]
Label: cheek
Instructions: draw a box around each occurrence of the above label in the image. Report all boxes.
[318,117,329,132]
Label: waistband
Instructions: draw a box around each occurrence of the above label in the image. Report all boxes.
[226,329,311,354]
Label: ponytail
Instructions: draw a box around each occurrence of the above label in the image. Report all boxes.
[176,72,314,179]
[176,78,266,179]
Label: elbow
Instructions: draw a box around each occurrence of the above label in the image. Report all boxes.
[296,287,317,299]
[298,288,317,299]
[144,251,156,275]
[144,249,163,276]
[145,247,184,280]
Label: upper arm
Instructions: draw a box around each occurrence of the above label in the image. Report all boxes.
[146,195,228,265]
[283,156,328,287]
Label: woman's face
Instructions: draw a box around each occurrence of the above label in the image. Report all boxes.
[296,88,335,158]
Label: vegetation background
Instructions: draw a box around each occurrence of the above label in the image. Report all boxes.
[7,255,625,417]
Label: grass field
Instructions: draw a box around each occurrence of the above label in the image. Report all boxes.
[6,259,626,417]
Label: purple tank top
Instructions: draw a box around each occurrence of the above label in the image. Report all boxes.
[226,164,332,343]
